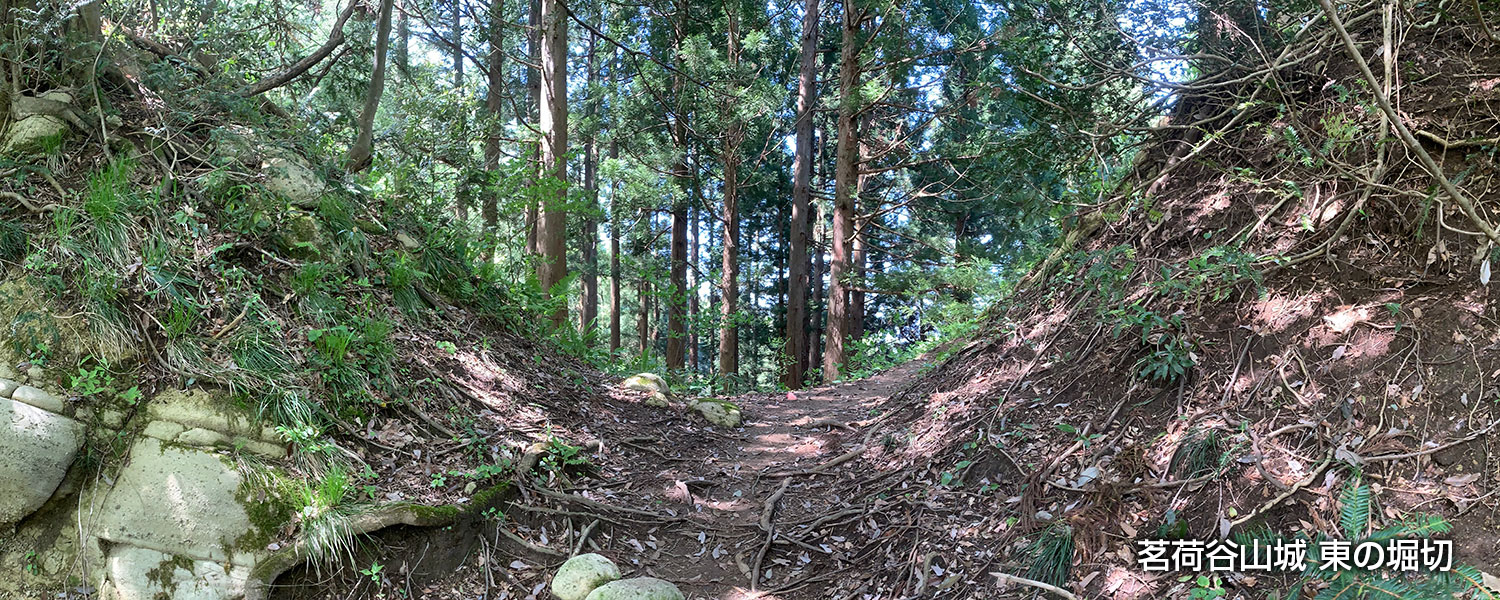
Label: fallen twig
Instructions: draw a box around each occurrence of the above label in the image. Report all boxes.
[1363,419,1499,463]
[1320,0,1500,245]
[570,519,600,557]
[1231,450,1335,527]
[499,526,564,557]
[751,478,792,590]
[991,572,1079,600]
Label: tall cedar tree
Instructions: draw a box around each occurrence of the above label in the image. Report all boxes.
[482,0,504,231]
[717,0,744,388]
[536,0,569,327]
[783,0,818,389]
[824,0,864,382]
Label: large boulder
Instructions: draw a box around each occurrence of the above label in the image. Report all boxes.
[582,577,685,600]
[96,437,255,564]
[551,553,622,600]
[1,114,67,155]
[0,396,84,525]
[106,545,250,600]
[213,125,329,207]
[262,154,329,207]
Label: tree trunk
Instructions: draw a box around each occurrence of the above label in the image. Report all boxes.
[850,222,866,343]
[609,141,623,352]
[823,0,863,383]
[851,113,872,343]
[523,0,541,256]
[664,13,690,372]
[536,0,568,328]
[637,248,651,356]
[345,0,394,173]
[482,0,504,232]
[718,3,743,389]
[450,0,468,221]
[665,165,689,370]
[808,201,824,378]
[396,8,409,79]
[580,32,599,336]
[451,0,464,87]
[688,200,700,373]
[782,0,818,390]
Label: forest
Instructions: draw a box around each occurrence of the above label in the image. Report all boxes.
[59,0,1148,392]
[4,0,1500,598]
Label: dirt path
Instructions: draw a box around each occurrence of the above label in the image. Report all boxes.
[270,361,933,600]
[559,361,928,598]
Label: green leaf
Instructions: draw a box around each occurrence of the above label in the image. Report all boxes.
[1338,478,1370,539]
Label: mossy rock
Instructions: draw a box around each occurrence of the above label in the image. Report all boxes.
[0,276,136,368]
[582,577,684,600]
[275,210,325,259]
[689,398,742,428]
[622,373,668,394]
[623,373,673,407]
[551,553,622,600]
[2,114,68,155]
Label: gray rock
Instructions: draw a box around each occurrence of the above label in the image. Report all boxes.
[0,397,83,524]
[95,408,128,429]
[262,154,328,207]
[106,545,249,600]
[175,427,231,448]
[690,399,743,428]
[395,232,421,250]
[622,373,668,394]
[582,577,684,600]
[241,439,288,459]
[97,437,254,564]
[643,391,671,408]
[0,378,19,397]
[551,553,622,600]
[2,114,68,154]
[141,420,187,441]
[11,385,64,413]
[146,388,278,442]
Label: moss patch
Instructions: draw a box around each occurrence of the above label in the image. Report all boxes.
[234,464,299,553]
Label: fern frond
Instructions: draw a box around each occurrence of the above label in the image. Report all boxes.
[1313,574,1363,600]
[1348,576,1413,599]
[1367,513,1451,543]
[1442,565,1500,600]
[1232,524,1280,547]
[1305,537,1340,580]
[1339,478,1370,539]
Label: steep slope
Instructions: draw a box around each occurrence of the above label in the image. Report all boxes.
[0,50,630,599]
[802,4,1500,599]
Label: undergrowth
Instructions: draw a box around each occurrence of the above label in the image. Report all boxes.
[6,149,564,461]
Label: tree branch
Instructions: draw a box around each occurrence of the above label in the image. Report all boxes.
[239,1,360,97]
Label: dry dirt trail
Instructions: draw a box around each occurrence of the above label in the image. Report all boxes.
[272,360,943,600]
[545,360,932,599]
